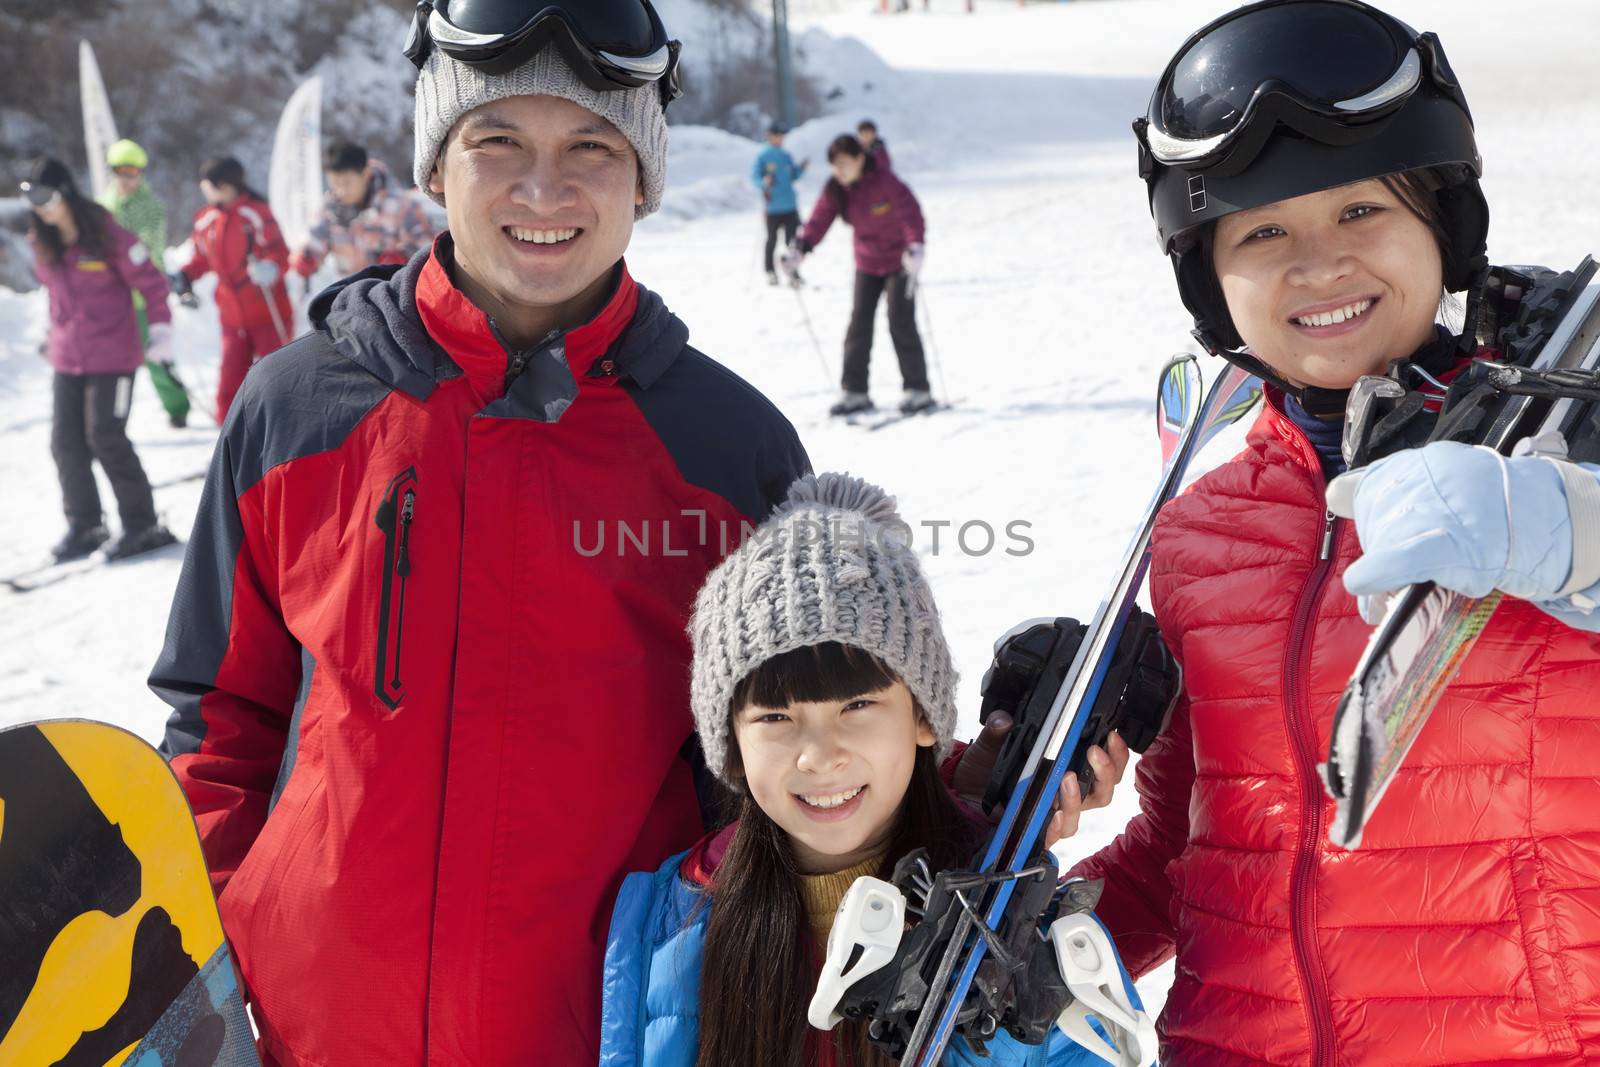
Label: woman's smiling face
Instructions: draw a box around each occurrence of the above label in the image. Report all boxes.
[1211,177,1444,391]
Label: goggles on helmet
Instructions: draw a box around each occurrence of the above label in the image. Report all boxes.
[1136,0,1468,178]
[20,181,62,209]
[403,0,682,108]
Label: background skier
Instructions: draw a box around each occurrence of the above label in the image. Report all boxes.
[752,121,807,285]
[95,138,191,429]
[787,134,932,417]
[858,118,891,170]
[1072,2,1600,1063]
[23,157,177,563]
[149,7,811,1065]
[288,140,435,281]
[167,156,292,423]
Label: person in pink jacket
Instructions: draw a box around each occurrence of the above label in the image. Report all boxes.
[788,134,933,418]
[23,157,178,562]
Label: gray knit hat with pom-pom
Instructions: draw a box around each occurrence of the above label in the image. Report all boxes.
[689,472,958,781]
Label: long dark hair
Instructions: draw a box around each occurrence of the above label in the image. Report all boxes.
[696,642,980,1067]
[823,134,877,219]
[200,156,265,202]
[26,157,110,267]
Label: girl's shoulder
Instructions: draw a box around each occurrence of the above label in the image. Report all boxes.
[614,823,733,926]
[101,214,138,248]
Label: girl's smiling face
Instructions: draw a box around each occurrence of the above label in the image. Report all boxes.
[1212,177,1444,391]
[733,679,935,874]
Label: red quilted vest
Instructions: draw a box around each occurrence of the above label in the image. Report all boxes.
[1074,392,1600,1066]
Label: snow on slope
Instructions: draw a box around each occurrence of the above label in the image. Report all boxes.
[2,0,1597,1019]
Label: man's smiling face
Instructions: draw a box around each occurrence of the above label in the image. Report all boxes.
[430,93,643,342]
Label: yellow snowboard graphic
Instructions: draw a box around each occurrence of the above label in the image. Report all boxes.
[0,721,259,1066]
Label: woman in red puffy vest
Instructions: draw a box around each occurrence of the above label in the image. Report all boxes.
[1073,2,1600,1064]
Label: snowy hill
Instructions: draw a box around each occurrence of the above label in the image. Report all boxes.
[3,0,1598,1017]
[0,0,812,238]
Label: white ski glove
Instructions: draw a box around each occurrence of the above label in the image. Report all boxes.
[1327,439,1600,630]
[247,259,281,288]
[145,321,175,366]
[901,242,925,278]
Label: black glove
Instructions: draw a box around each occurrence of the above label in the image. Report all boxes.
[977,610,1179,809]
[168,271,199,309]
[793,238,814,255]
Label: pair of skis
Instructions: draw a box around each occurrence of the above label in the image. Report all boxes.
[1323,259,1600,847]
[846,402,952,432]
[883,356,1259,1065]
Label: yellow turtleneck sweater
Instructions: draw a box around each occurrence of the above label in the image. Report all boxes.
[798,850,888,948]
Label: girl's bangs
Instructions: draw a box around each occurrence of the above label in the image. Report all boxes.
[731,642,898,712]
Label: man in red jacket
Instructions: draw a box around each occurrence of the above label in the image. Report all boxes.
[169,156,293,422]
[151,7,809,1065]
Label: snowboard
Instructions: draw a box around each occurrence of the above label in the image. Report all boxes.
[0,720,260,1067]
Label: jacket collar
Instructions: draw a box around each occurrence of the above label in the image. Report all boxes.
[681,823,738,887]
[413,233,640,387]
[1256,343,1490,480]
[310,236,689,406]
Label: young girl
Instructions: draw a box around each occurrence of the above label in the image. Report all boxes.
[786,136,933,418]
[24,156,177,563]
[601,473,1147,1066]
[1074,1,1600,1063]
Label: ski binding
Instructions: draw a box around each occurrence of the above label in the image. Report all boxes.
[809,860,1155,1066]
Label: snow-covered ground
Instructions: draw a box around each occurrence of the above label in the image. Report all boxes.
[2,0,1597,1017]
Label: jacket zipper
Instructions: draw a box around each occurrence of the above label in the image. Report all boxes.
[373,468,419,710]
[1285,506,1340,1066]
[392,488,416,691]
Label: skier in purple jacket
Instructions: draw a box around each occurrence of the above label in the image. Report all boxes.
[858,118,891,171]
[23,157,178,563]
[787,135,932,417]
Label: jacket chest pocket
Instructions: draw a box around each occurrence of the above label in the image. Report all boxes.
[372,467,419,711]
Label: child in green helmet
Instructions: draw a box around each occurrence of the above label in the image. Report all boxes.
[97,138,192,428]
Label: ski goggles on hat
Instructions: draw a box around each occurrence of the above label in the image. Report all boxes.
[403,0,682,107]
[19,181,62,209]
[112,165,144,178]
[1136,0,1468,174]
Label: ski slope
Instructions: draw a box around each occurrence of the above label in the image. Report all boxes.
[2,0,1596,1018]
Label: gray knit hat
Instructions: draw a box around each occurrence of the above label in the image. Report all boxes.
[690,472,959,781]
[413,45,668,219]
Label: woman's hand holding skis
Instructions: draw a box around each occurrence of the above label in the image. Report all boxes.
[1328,440,1600,628]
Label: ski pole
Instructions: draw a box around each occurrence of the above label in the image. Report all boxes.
[258,279,292,349]
[791,287,834,388]
[915,283,951,404]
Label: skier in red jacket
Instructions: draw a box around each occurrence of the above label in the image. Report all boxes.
[150,6,811,1065]
[169,157,293,423]
[1070,2,1600,1064]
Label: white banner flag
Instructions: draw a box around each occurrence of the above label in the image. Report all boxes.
[79,41,120,198]
[270,76,323,253]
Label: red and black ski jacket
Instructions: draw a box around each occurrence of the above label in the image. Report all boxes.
[151,235,809,1067]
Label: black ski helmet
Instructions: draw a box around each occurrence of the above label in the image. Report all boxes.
[1134,0,1489,364]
